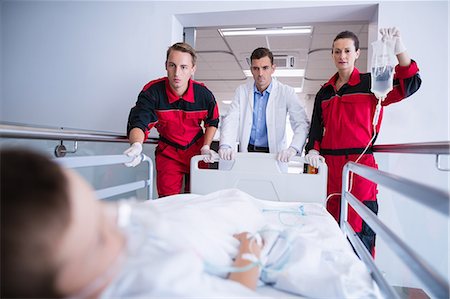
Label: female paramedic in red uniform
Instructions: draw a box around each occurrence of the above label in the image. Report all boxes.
[304,28,421,255]
[124,42,219,197]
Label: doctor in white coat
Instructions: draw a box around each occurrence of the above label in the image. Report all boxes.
[219,47,310,162]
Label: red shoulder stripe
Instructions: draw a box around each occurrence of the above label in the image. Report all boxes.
[142,77,166,91]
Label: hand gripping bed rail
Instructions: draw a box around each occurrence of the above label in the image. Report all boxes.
[190,153,327,204]
[55,154,153,200]
[340,161,449,299]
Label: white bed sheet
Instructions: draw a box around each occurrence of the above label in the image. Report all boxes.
[103,189,380,298]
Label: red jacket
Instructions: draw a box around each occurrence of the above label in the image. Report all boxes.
[306,61,421,153]
[127,77,219,148]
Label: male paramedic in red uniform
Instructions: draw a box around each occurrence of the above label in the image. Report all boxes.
[304,28,421,255]
[124,42,219,197]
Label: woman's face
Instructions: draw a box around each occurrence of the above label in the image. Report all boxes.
[55,169,125,299]
[332,38,360,72]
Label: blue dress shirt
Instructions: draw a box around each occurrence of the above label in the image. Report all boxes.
[249,82,272,147]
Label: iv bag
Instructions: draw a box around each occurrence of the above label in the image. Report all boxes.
[370,39,396,99]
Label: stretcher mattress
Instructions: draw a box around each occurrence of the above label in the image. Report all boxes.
[109,189,380,298]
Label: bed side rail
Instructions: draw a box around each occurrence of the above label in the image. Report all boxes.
[0,122,159,144]
[340,162,449,299]
[373,141,450,171]
[55,154,153,200]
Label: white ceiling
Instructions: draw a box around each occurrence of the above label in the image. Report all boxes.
[193,22,369,114]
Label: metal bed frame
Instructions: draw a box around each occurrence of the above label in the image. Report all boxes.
[55,154,154,200]
[340,162,450,299]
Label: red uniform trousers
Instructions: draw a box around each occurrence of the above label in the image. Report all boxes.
[155,137,204,197]
[325,153,378,256]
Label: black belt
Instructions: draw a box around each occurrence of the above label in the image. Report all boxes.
[247,143,270,153]
[320,147,373,156]
[159,130,203,150]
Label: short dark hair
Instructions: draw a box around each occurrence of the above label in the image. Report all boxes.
[332,30,360,51]
[250,47,274,65]
[1,148,71,298]
[166,42,197,66]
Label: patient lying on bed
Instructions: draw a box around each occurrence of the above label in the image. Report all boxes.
[1,148,380,299]
[1,149,264,298]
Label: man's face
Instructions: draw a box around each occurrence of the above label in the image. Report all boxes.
[166,50,196,96]
[250,56,275,92]
[55,169,125,298]
[332,38,360,72]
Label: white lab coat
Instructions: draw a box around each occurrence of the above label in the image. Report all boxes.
[220,78,310,154]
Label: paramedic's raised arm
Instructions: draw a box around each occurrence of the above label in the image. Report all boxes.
[380,27,421,106]
[228,232,262,290]
[396,50,411,67]
[380,27,411,66]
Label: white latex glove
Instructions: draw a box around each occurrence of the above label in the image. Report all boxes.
[277,147,297,162]
[123,142,143,167]
[304,149,325,169]
[218,146,236,160]
[380,27,406,55]
[200,145,219,163]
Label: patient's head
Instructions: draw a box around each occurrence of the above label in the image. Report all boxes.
[1,148,124,298]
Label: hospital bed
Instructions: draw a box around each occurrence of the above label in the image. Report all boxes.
[55,152,449,299]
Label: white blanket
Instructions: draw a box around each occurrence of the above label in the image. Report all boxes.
[101,189,380,298]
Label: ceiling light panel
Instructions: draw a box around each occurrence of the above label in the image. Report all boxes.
[220,26,312,36]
